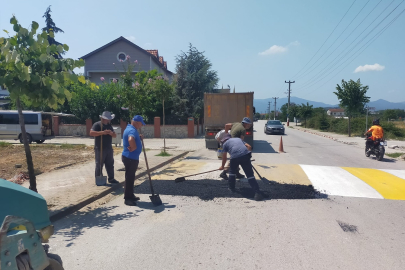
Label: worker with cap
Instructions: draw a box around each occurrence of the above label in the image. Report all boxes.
[89,111,119,184]
[219,117,253,180]
[219,133,265,201]
[122,115,145,206]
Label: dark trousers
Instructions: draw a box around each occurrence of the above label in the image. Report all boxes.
[122,155,139,200]
[229,153,260,192]
[95,147,114,180]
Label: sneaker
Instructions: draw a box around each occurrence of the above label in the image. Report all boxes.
[254,192,264,201]
[219,171,229,180]
[124,199,137,206]
[108,179,119,184]
[132,196,140,201]
[236,172,245,179]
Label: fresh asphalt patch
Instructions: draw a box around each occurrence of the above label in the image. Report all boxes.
[134,178,327,201]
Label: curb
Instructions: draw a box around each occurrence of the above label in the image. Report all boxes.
[49,151,189,222]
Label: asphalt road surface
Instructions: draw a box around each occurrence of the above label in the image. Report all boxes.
[50,120,405,270]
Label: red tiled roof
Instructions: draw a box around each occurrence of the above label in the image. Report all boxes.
[328,109,345,112]
[146,50,159,58]
[159,56,164,64]
[164,61,167,69]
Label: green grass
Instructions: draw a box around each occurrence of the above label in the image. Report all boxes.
[155,151,172,157]
[0,142,11,147]
[386,152,404,158]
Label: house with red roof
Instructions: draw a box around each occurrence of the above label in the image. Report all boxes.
[80,36,173,84]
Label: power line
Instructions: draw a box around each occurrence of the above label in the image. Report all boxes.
[297,0,397,90]
[304,7,405,96]
[296,0,402,92]
[296,0,373,80]
[291,0,358,79]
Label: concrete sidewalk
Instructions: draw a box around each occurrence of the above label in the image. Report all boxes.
[1,137,205,151]
[288,124,405,155]
[22,149,188,221]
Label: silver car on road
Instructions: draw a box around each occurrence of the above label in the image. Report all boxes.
[264,120,285,135]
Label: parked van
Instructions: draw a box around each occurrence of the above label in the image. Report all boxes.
[0,110,54,144]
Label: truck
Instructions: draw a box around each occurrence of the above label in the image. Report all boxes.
[204,92,254,149]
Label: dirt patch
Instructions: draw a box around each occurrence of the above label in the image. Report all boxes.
[0,144,123,182]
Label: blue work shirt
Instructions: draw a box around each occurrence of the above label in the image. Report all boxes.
[122,124,142,160]
[222,138,250,159]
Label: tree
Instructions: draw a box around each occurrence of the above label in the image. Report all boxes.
[151,75,174,153]
[172,44,219,122]
[298,102,313,128]
[0,16,87,191]
[383,109,398,121]
[334,79,370,136]
[42,5,65,57]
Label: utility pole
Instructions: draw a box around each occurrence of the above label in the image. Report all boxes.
[285,80,295,126]
[267,101,271,120]
[272,97,278,120]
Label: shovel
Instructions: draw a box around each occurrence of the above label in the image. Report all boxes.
[252,165,270,184]
[141,138,162,206]
[96,119,107,186]
[175,169,221,183]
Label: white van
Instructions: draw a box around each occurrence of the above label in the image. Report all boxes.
[0,110,54,144]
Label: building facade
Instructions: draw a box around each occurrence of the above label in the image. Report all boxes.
[81,36,173,84]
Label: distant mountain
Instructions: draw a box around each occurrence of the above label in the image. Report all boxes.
[254,96,405,113]
[254,96,336,114]
[367,99,405,111]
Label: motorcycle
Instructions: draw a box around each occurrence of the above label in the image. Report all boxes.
[365,134,386,161]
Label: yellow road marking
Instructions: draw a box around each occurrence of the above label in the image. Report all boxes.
[254,164,312,185]
[152,161,207,180]
[343,167,405,200]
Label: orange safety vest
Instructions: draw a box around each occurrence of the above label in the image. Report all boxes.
[367,125,384,140]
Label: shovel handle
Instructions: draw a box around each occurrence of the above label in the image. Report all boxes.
[180,169,221,178]
[141,137,155,195]
[252,165,263,179]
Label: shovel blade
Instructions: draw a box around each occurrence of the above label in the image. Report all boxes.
[96,176,107,186]
[174,177,186,183]
[150,194,163,206]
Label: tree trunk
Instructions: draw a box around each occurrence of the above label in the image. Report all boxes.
[163,99,166,153]
[348,117,351,137]
[16,97,37,192]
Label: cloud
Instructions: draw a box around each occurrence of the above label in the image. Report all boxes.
[354,63,385,73]
[259,41,300,56]
[289,41,300,46]
[125,36,136,42]
[259,45,288,56]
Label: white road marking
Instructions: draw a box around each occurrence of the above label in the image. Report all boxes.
[379,169,405,181]
[300,165,383,199]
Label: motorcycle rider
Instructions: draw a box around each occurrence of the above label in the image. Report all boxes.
[364,119,384,154]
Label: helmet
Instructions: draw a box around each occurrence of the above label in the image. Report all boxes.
[372,119,380,125]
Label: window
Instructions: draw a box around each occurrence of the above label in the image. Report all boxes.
[24,114,38,125]
[117,52,127,62]
[0,113,38,125]
[0,113,19,124]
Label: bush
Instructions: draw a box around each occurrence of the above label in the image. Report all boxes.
[305,115,405,140]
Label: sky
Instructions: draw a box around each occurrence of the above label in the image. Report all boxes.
[1,0,404,104]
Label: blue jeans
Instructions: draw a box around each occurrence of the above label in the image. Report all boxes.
[228,153,260,191]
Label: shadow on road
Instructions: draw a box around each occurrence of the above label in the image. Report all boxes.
[134,178,327,201]
[253,140,277,153]
[54,205,143,247]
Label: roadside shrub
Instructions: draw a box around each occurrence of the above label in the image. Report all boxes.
[305,115,405,140]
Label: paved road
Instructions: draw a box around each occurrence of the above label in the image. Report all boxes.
[49,120,405,269]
